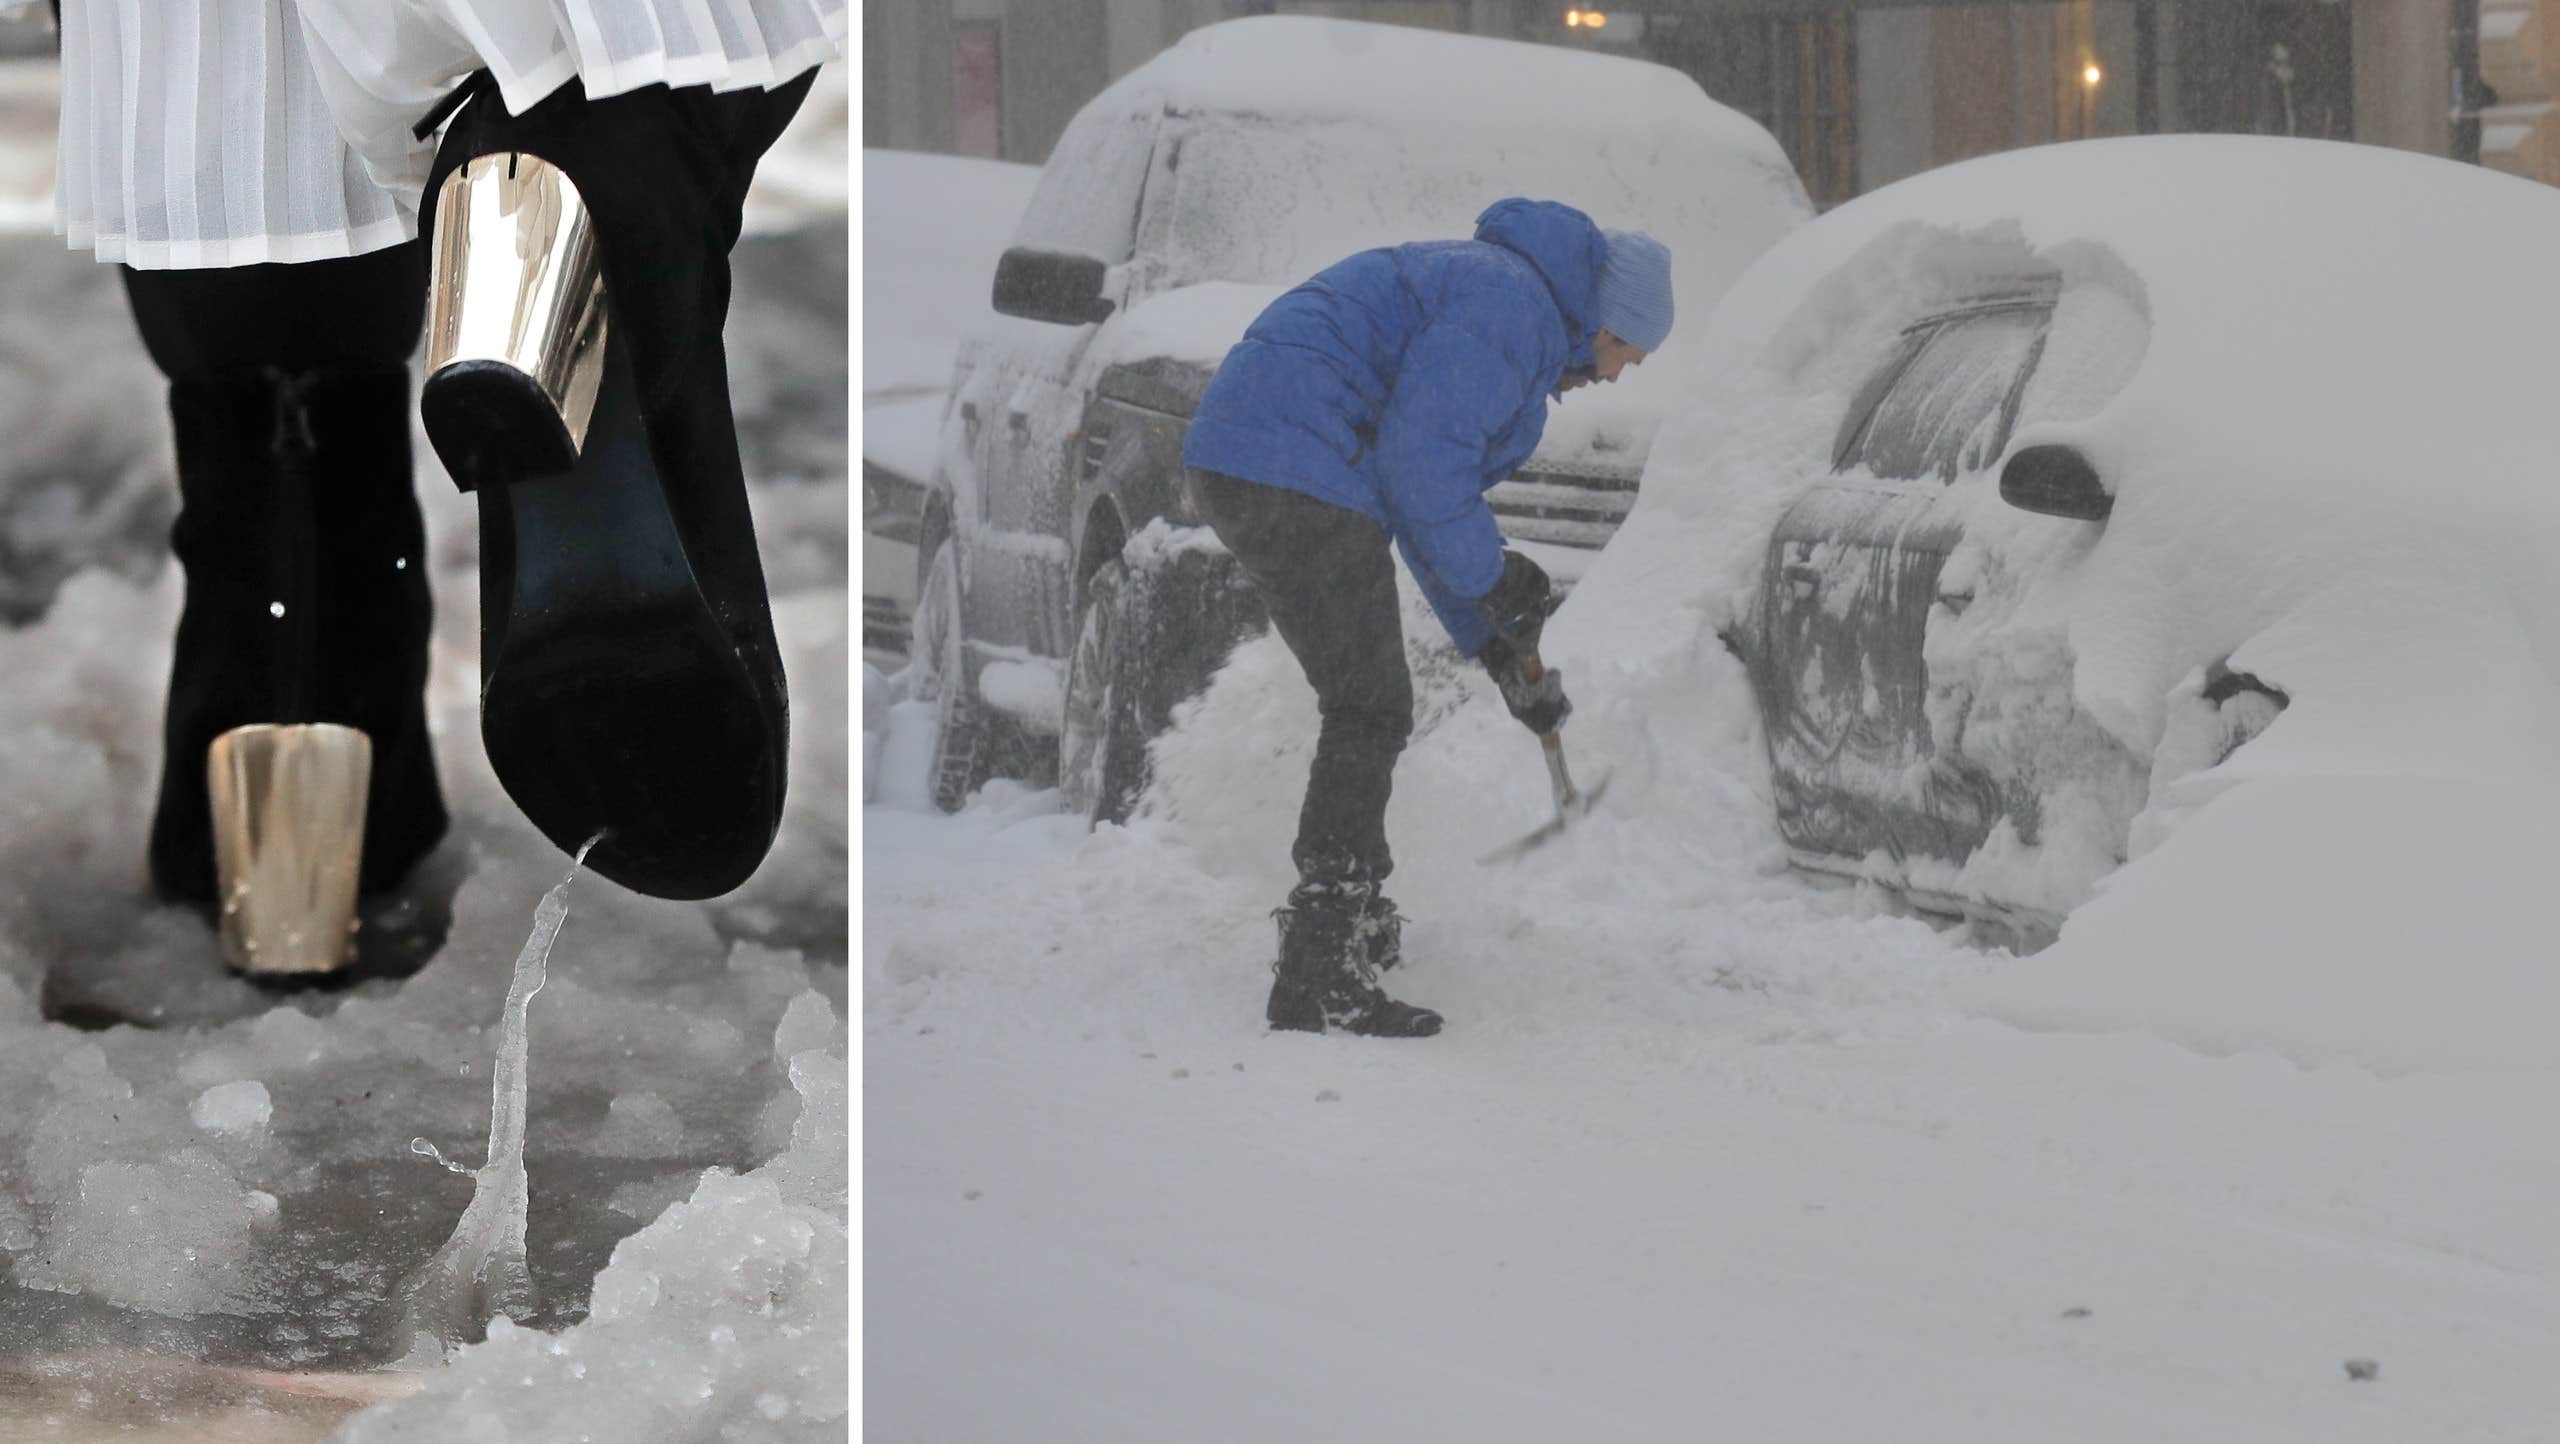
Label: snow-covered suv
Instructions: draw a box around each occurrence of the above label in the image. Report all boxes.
[910,15,1810,821]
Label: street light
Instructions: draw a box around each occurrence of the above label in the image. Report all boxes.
[1565,8,1608,27]
[2082,61,2104,89]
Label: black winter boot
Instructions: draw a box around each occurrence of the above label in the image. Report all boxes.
[1266,899,1441,1038]
[148,366,448,909]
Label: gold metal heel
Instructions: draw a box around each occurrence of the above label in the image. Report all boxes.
[207,723,371,975]
[422,152,611,488]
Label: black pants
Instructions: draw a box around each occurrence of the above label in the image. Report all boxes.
[121,243,427,377]
[1194,469,1413,894]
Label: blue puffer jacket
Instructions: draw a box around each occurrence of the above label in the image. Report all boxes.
[1182,198,1602,657]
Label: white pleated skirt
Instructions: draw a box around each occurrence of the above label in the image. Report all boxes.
[53,0,846,269]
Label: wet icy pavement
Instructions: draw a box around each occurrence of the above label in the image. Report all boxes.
[0,194,849,1430]
[865,671,2560,1441]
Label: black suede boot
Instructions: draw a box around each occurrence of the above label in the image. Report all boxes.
[413,75,808,900]
[1266,894,1440,1038]
[147,365,448,910]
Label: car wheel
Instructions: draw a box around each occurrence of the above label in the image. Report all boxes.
[1060,558,1148,826]
[909,536,991,813]
[2201,665,2289,763]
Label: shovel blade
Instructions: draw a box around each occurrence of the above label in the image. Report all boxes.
[1476,770,1613,865]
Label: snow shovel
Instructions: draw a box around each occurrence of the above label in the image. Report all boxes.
[1478,651,1610,865]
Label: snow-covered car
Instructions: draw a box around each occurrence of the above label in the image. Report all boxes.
[1569,134,2560,948]
[909,15,1811,820]
[861,149,1039,663]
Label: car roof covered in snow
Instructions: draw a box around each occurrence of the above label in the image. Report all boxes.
[1106,15,1781,156]
[1699,135,2560,489]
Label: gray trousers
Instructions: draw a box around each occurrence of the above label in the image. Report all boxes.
[1191,468,1414,898]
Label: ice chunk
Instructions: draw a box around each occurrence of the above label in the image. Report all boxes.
[592,1092,686,1160]
[189,1080,272,1136]
[19,1149,273,1315]
[247,1005,331,1066]
[683,1016,745,1061]
[770,1051,847,1216]
[770,989,838,1062]
[0,1192,32,1251]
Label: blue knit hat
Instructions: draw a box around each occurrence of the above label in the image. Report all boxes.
[1593,230,1674,352]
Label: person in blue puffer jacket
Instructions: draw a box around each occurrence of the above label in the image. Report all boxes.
[1183,197,1674,1038]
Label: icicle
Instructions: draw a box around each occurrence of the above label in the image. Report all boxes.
[408,1138,474,1177]
[392,834,602,1363]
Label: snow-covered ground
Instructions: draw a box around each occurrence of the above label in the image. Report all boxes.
[868,532,2560,1440]
[866,137,2560,1442]
[0,58,848,1443]
[867,664,2560,1442]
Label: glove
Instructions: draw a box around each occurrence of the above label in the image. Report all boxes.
[1479,632,1572,736]
[1477,549,1557,654]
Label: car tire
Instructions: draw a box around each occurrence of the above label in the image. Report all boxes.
[1059,558,1149,826]
[909,535,991,813]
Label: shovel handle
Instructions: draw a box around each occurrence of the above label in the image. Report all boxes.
[1519,647,1578,811]
[1541,732,1578,811]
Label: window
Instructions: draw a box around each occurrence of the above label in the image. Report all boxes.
[951,23,1002,160]
[1834,304,2053,483]
[2172,0,2352,141]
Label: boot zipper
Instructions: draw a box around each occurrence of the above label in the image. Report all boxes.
[268,368,322,726]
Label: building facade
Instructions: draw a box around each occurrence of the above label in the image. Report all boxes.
[866,1,2522,205]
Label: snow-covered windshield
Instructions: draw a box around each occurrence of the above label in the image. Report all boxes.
[1142,114,1525,288]
[1138,107,1796,302]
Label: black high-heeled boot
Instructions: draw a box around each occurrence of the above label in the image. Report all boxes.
[149,365,449,922]
[415,74,809,900]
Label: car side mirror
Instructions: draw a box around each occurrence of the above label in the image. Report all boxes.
[1999,444,2112,521]
[991,248,1117,326]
